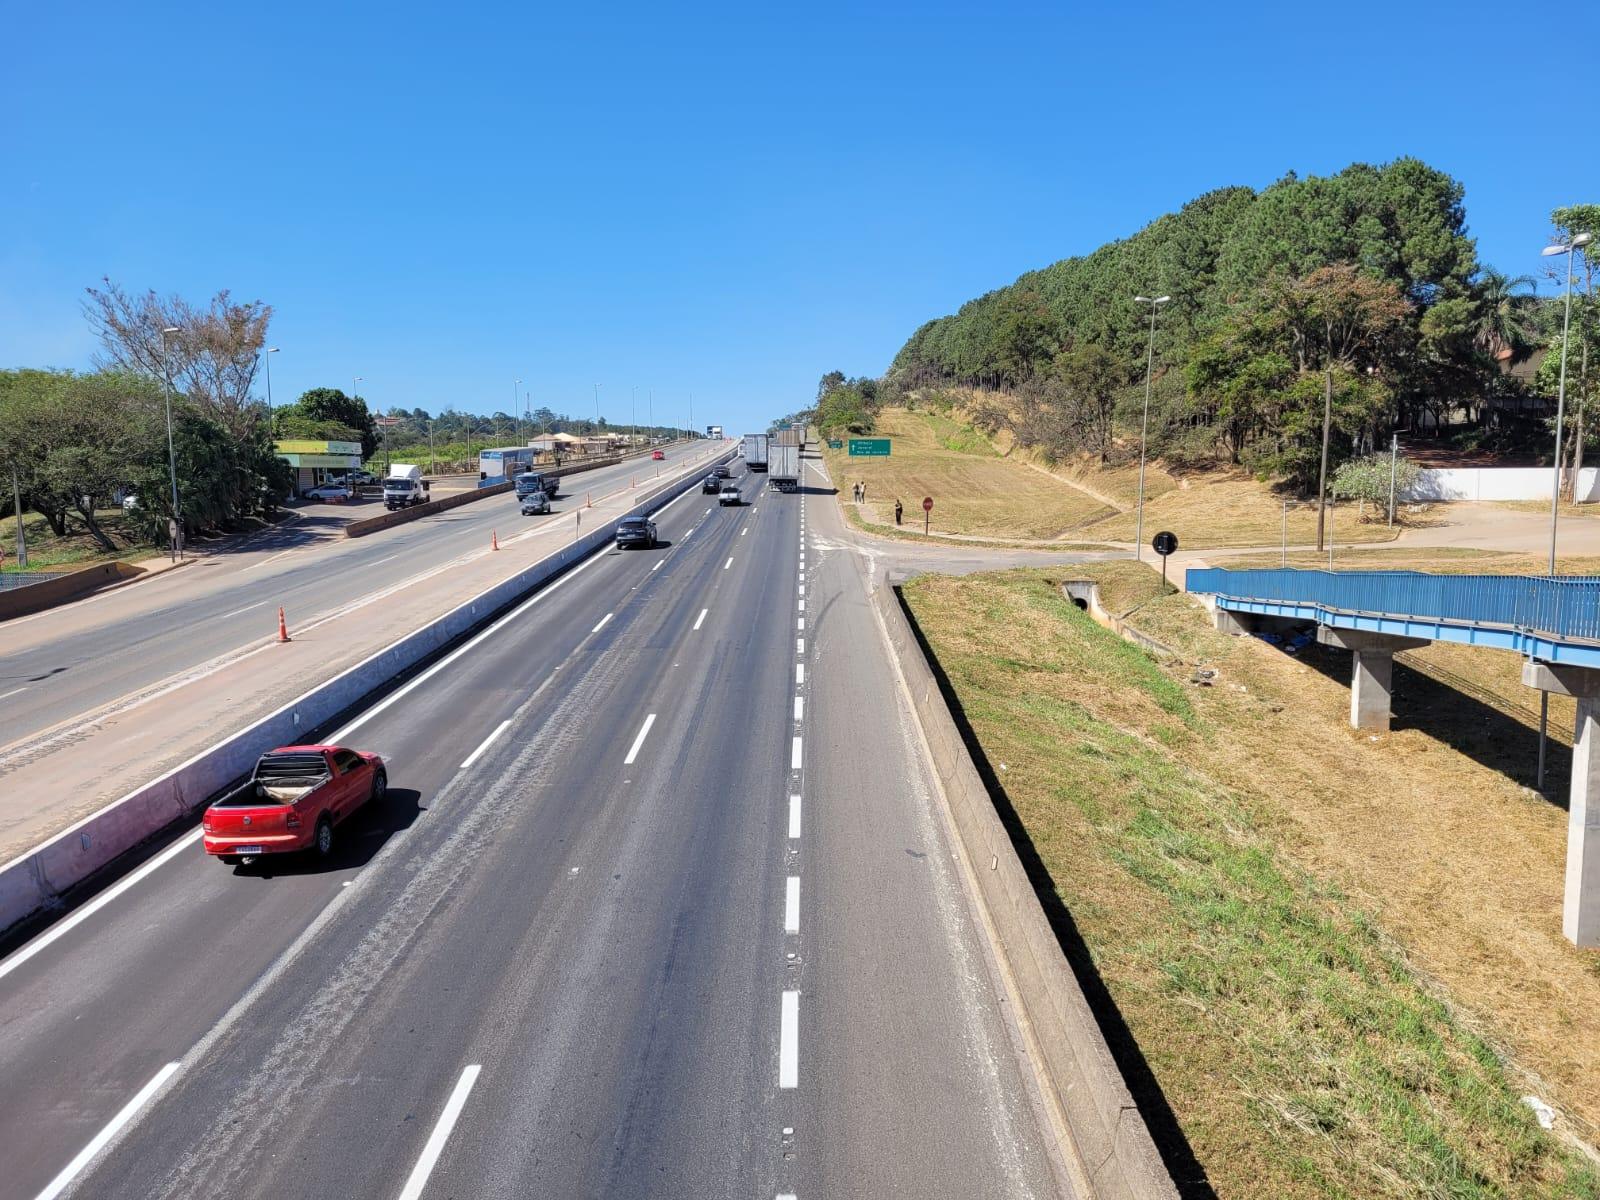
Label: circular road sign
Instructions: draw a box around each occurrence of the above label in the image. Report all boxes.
[1151,530,1178,557]
[922,496,933,512]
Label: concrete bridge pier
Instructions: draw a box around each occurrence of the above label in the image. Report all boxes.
[1317,628,1429,732]
[1522,661,1600,948]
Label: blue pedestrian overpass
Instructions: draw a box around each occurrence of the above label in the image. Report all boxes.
[1186,567,1600,669]
[1185,566,1600,948]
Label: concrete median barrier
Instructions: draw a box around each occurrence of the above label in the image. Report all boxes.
[873,576,1178,1200]
[0,561,146,621]
[0,450,733,939]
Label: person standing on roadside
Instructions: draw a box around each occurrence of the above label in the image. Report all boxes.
[860,480,868,502]
[894,498,903,526]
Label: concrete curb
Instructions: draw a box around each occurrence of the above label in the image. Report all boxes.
[0,450,734,939]
[872,577,1179,1200]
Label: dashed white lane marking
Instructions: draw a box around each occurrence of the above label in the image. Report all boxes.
[218,600,268,620]
[460,719,512,770]
[652,558,665,571]
[724,557,733,570]
[784,876,800,933]
[33,1062,181,1200]
[396,1064,482,1200]
[788,795,802,839]
[798,599,805,612]
[624,713,658,765]
[777,1193,798,1200]
[592,612,613,634]
[370,553,402,567]
[798,584,804,596]
[779,991,799,1088]
[790,736,803,771]
[796,638,805,655]
[796,663,804,685]
[793,696,804,721]
[694,608,708,631]
[240,547,296,573]
[797,618,804,632]
[0,687,29,701]
[741,527,748,536]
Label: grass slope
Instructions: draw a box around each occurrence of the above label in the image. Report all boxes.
[904,564,1600,1199]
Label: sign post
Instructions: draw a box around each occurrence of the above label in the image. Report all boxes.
[922,495,933,536]
[1152,530,1178,588]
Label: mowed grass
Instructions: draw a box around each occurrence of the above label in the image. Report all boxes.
[820,408,1114,539]
[0,509,158,573]
[903,566,1600,1199]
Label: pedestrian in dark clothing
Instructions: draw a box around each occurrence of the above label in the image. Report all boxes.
[894,498,903,526]
[860,480,868,502]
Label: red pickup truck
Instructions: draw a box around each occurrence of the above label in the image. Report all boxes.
[202,745,387,864]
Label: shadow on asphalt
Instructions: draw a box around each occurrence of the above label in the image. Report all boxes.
[228,788,426,878]
[894,589,1218,1199]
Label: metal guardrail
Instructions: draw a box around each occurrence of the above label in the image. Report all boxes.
[1187,568,1600,642]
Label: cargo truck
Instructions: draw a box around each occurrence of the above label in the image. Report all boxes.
[383,463,431,510]
[769,441,801,491]
[741,433,769,471]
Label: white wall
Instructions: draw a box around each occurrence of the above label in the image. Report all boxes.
[1404,467,1600,504]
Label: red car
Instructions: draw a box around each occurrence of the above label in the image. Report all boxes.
[651,449,665,460]
[202,745,387,863]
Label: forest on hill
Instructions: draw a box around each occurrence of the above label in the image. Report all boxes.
[817,160,1595,491]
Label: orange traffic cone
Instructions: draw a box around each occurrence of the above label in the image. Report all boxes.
[492,529,500,551]
[277,607,290,643]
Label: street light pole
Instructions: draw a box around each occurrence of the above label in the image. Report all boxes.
[594,383,601,431]
[264,346,279,437]
[1132,295,1170,563]
[428,420,436,475]
[514,379,522,443]
[1536,230,1594,789]
[10,465,26,568]
[161,326,183,561]
[352,377,365,479]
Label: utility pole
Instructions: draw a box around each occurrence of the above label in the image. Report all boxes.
[162,326,184,561]
[1315,359,1333,552]
[264,346,279,438]
[10,464,26,568]
[1132,295,1170,562]
[1387,431,1399,526]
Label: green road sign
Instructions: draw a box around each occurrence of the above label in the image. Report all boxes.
[828,439,843,449]
[848,438,890,456]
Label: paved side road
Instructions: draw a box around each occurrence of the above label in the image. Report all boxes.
[0,464,1064,1198]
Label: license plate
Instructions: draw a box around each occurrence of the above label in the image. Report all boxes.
[233,846,263,856]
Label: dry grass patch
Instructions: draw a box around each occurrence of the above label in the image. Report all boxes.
[904,567,1600,1199]
[820,408,1113,538]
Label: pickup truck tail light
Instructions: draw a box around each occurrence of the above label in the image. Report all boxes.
[285,811,302,830]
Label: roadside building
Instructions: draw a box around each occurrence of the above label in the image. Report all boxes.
[275,439,363,496]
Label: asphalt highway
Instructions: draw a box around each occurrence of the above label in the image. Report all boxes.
[0,458,1062,1199]
[0,443,713,750]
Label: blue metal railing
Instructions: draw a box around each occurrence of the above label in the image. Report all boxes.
[1186,568,1600,643]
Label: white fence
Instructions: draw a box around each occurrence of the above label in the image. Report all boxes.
[1405,467,1600,504]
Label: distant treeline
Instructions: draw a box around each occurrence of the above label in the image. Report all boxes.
[856,159,1594,489]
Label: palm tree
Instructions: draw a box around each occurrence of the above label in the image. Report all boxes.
[1473,267,1540,365]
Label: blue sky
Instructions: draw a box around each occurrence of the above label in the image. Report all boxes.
[2,0,1593,435]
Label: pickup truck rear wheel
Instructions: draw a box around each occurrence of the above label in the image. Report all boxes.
[314,815,334,858]
[370,768,388,804]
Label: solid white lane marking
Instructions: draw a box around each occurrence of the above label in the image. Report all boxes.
[0,687,28,701]
[623,713,657,765]
[218,601,268,620]
[33,1062,181,1200]
[778,1193,798,1200]
[396,1064,482,1200]
[693,608,708,631]
[459,719,512,770]
[784,875,800,933]
[793,696,804,721]
[240,547,296,573]
[788,795,801,839]
[779,991,799,1088]
[0,830,202,983]
[791,736,802,770]
[369,553,402,567]
[592,612,613,634]
[724,557,733,570]
[797,638,804,655]
[796,663,804,685]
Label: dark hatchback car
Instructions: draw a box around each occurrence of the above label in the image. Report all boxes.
[713,464,732,479]
[616,515,658,549]
[701,474,722,494]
